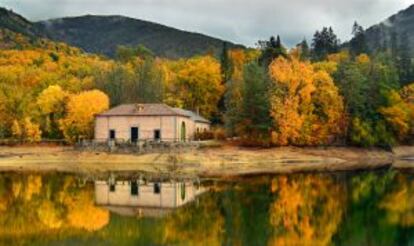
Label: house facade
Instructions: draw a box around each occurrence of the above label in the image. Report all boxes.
[94,104,210,142]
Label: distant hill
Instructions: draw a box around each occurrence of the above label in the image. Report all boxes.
[363,4,414,56]
[34,15,243,59]
[0,7,243,59]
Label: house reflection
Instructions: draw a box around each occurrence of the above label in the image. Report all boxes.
[94,178,205,217]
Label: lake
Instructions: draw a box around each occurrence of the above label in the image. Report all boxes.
[0,168,413,245]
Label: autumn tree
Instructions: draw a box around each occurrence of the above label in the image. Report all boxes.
[165,56,223,118]
[36,85,68,138]
[59,90,109,142]
[269,56,345,146]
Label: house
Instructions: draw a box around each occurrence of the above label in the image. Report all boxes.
[94,103,210,142]
[94,179,205,217]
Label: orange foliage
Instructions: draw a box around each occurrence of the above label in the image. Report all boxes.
[269,56,344,146]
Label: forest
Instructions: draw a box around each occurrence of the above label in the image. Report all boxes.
[0,22,413,147]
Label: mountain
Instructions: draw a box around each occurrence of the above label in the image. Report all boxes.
[0,7,242,59]
[0,8,41,38]
[363,4,414,56]
[34,15,242,59]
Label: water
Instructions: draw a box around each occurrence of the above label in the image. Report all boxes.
[0,169,413,245]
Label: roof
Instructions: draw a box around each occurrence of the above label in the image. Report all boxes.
[96,103,189,117]
[103,206,173,218]
[172,108,210,124]
[97,104,210,124]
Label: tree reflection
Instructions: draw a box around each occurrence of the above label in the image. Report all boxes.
[380,174,414,227]
[0,173,109,238]
[268,174,345,246]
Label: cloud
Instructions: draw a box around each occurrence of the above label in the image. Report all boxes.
[2,0,412,47]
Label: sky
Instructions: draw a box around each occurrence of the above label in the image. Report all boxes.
[2,0,413,47]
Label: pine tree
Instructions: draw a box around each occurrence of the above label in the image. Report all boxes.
[350,21,368,56]
[398,32,413,86]
[297,38,310,60]
[258,35,286,67]
[311,27,340,60]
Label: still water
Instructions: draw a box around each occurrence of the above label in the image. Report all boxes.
[0,169,413,245]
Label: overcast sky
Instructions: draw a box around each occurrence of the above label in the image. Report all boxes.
[2,0,413,47]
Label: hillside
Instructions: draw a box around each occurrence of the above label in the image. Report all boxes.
[0,7,242,58]
[363,4,414,56]
[34,15,242,59]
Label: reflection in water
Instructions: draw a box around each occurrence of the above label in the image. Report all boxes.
[0,170,414,245]
[94,178,205,218]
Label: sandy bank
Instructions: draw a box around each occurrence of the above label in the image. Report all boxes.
[0,145,402,177]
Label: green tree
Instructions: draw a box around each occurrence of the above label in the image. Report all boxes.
[237,62,272,145]
[349,21,368,56]
[258,35,287,67]
[311,27,340,60]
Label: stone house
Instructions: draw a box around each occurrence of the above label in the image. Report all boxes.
[94,104,210,142]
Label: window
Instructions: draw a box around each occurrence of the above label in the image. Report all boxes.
[154,182,161,194]
[154,129,161,141]
[131,181,139,196]
[109,183,116,192]
[109,129,116,140]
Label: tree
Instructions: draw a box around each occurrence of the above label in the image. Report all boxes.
[131,58,165,103]
[397,32,413,86]
[59,90,109,142]
[349,22,368,56]
[236,62,272,146]
[165,56,223,118]
[36,85,68,138]
[297,38,311,60]
[115,44,154,62]
[258,35,287,67]
[23,117,42,143]
[214,42,233,124]
[311,27,340,60]
[95,63,133,107]
[269,56,345,146]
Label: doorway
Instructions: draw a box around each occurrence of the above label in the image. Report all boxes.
[130,127,139,143]
[154,129,161,141]
[180,122,186,141]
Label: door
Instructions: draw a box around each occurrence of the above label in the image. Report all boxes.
[180,122,186,141]
[109,129,116,140]
[154,129,161,141]
[130,127,139,143]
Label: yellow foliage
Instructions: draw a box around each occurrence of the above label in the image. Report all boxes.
[268,175,344,246]
[327,51,350,63]
[11,120,22,139]
[37,200,63,229]
[379,90,410,140]
[36,85,68,115]
[165,56,223,118]
[63,189,109,231]
[313,61,338,74]
[24,175,42,201]
[59,90,109,142]
[380,176,414,227]
[269,56,344,145]
[356,53,371,65]
[23,117,42,143]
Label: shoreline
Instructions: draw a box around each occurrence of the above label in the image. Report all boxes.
[0,145,411,177]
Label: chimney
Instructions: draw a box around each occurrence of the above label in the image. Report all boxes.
[135,104,144,112]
